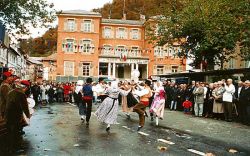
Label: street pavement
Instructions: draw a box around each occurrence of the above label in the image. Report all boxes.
[6,102,250,156]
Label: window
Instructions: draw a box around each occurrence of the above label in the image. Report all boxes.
[117,28,126,39]
[103,45,112,55]
[245,60,250,68]
[154,46,165,57]
[131,47,139,56]
[65,39,74,52]
[99,63,108,75]
[82,40,91,53]
[64,61,74,76]
[67,19,75,32]
[82,63,90,76]
[82,20,91,32]
[229,58,235,69]
[131,29,139,40]
[104,27,112,38]
[116,46,126,57]
[157,66,164,75]
[172,66,178,73]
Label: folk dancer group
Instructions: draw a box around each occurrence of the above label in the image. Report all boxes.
[75,77,166,133]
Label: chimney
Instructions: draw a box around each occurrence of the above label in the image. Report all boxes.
[122,13,126,20]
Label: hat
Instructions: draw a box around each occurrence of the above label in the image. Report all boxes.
[86,78,93,84]
[3,71,13,77]
[21,80,30,86]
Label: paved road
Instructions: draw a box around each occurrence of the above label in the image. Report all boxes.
[7,103,250,156]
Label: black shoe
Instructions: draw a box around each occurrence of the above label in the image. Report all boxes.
[137,126,143,131]
[106,127,110,132]
[151,117,154,121]
[126,114,131,119]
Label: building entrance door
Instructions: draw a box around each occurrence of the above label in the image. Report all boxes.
[118,66,124,78]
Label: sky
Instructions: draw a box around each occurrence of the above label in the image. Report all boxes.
[28,0,111,38]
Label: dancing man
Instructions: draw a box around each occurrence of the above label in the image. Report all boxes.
[133,80,152,131]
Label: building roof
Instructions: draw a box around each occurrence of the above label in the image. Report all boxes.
[102,19,145,26]
[57,10,101,17]
[42,53,57,61]
[27,57,43,65]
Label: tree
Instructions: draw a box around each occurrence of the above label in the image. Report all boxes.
[20,27,57,56]
[148,0,250,70]
[0,0,56,35]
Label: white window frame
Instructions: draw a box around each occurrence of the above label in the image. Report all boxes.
[83,20,91,32]
[104,27,112,38]
[171,65,178,73]
[117,27,126,39]
[80,39,91,53]
[65,39,74,52]
[64,61,74,76]
[131,29,139,40]
[154,46,165,57]
[130,46,140,57]
[103,44,112,55]
[229,58,235,69]
[67,19,76,32]
[245,60,250,68]
[82,62,91,76]
[157,65,164,75]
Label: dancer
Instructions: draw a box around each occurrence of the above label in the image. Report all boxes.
[75,80,84,121]
[95,81,131,133]
[82,78,93,126]
[121,81,132,119]
[133,80,152,131]
[149,88,165,126]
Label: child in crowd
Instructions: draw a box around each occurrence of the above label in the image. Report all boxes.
[183,98,192,114]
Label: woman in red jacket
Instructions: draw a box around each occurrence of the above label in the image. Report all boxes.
[63,83,71,102]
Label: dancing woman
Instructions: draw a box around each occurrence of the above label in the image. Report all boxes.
[95,81,131,133]
[149,89,165,126]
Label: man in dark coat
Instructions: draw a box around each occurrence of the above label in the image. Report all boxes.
[5,80,30,151]
[239,80,250,125]
[31,82,41,106]
[0,72,14,119]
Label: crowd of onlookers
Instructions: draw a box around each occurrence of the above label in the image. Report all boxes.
[162,79,250,125]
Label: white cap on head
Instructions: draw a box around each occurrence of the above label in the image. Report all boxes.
[111,81,119,89]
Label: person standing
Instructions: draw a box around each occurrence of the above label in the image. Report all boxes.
[95,81,130,133]
[222,79,235,122]
[235,81,243,122]
[75,80,84,121]
[121,81,132,119]
[0,72,14,119]
[133,80,152,131]
[31,82,41,106]
[5,80,30,152]
[239,80,250,125]
[193,82,204,117]
[170,84,178,111]
[82,78,94,126]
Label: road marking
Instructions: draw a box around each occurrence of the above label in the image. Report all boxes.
[157,139,175,145]
[122,126,131,130]
[138,131,149,136]
[188,149,206,156]
[67,102,77,107]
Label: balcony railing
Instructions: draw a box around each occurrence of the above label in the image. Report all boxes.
[99,50,148,58]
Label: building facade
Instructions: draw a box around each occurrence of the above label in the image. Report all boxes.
[56,10,185,82]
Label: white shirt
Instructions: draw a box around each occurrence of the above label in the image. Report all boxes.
[75,85,82,94]
[133,87,150,97]
[223,84,235,102]
[204,87,208,99]
[238,87,242,98]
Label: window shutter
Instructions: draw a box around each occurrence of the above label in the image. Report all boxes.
[91,21,95,33]
[73,40,77,52]
[138,29,141,40]
[80,20,84,32]
[111,27,114,38]
[124,28,128,39]
[116,28,119,38]
[89,62,93,76]
[62,39,66,52]
[178,65,182,72]
[153,65,157,75]
[130,29,133,39]
[74,21,77,32]
[64,19,68,31]
[90,41,95,54]
[102,27,105,38]
[78,63,83,76]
